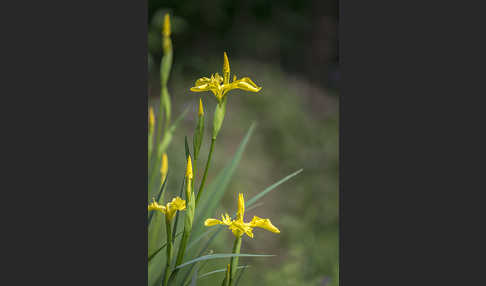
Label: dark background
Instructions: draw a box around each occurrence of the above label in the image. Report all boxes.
[148,0,339,285]
[148,0,339,91]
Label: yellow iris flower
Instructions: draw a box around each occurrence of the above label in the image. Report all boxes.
[148,196,186,220]
[204,193,280,238]
[190,52,262,102]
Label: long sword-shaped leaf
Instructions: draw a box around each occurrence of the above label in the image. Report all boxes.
[148,249,165,286]
[190,264,198,286]
[199,266,250,279]
[245,169,303,207]
[175,253,274,270]
[234,263,249,286]
[179,124,256,283]
[191,123,256,238]
[172,174,186,243]
[148,232,183,262]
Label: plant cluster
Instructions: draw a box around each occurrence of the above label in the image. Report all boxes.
[148,14,302,286]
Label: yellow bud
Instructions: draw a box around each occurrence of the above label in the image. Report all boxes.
[223,52,230,84]
[223,52,230,74]
[148,107,155,130]
[198,98,204,117]
[162,14,171,37]
[160,153,168,182]
[185,155,193,180]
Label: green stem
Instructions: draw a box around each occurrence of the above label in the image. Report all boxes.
[163,216,173,286]
[229,236,242,286]
[195,137,216,206]
[170,178,195,283]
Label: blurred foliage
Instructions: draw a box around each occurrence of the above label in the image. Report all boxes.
[149,1,338,285]
[148,0,338,91]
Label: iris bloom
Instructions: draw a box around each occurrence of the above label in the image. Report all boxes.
[204,193,280,238]
[148,196,186,220]
[190,52,262,102]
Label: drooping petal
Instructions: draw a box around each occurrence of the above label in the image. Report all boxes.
[190,84,211,92]
[232,77,262,93]
[148,199,166,213]
[204,218,224,226]
[190,77,212,92]
[195,77,211,86]
[249,216,280,234]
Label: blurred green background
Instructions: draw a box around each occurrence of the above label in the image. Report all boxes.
[148,1,339,285]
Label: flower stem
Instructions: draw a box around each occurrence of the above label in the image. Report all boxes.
[195,137,216,207]
[228,236,242,286]
[163,216,173,286]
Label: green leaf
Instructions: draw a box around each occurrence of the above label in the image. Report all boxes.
[148,248,165,286]
[148,231,183,262]
[149,107,189,198]
[191,123,256,238]
[148,171,169,224]
[199,266,250,279]
[147,170,172,259]
[172,174,186,243]
[175,253,274,270]
[178,124,256,284]
[185,135,191,160]
[234,264,249,286]
[245,169,303,207]
[190,264,198,286]
[187,229,214,251]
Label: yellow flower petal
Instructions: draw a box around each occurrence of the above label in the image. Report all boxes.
[168,196,186,211]
[195,77,211,86]
[221,213,232,225]
[148,199,166,213]
[249,216,280,234]
[223,52,230,84]
[202,193,278,239]
[237,193,245,221]
[231,77,262,93]
[204,218,223,226]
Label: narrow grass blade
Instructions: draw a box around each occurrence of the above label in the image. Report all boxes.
[190,264,198,286]
[148,231,182,262]
[172,174,186,243]
[175,253,274,270]
[191,123,256,237]
[199,266,250,279]
[187,229,214,251]
[245,169,303,207]
[148,249,165,286]
[234,264,248,286]
[179,123,256,284]
[185,135,192,160]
